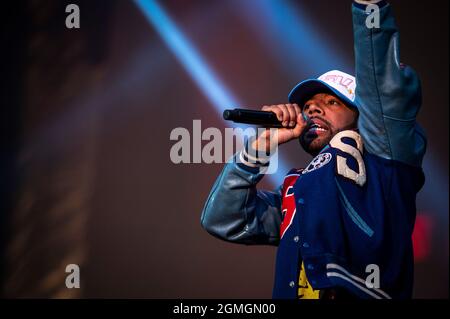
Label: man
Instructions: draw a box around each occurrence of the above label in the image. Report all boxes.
[201,0,426,299]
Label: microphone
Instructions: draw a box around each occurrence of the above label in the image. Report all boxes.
[223,108,284,128]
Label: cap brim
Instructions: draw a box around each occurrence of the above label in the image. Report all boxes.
[288,79,358,109]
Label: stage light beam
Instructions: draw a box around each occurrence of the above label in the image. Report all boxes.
[134,0,293,183]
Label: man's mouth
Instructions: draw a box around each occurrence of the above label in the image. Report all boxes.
[306,119,329,135]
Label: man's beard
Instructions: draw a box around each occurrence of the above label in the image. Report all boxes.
[299,129,333,157]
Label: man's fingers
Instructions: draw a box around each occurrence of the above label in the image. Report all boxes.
[286,104,297,127]
[296,109,307,126]
[263,105,283,122]
[277,104,290,126]
[257,104,307,146]
[292,113,307,136]
[261,104,302,128]
[292,103,302,117]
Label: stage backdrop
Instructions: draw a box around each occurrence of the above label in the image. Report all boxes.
[1,0,448,298]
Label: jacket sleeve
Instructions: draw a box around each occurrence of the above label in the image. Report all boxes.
[352,1,427,167]
[200,153,282,246]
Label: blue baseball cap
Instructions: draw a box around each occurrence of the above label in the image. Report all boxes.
[288,70,358,110]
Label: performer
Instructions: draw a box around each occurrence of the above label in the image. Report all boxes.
[201,0,426,299]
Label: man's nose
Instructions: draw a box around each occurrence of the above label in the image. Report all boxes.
[306,103,324,116]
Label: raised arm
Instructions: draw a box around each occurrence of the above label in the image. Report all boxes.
[352,0,427,167]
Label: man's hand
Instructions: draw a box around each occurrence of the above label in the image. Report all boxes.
[251,104,307,152]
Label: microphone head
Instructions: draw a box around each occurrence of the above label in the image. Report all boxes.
[223,109,232,120]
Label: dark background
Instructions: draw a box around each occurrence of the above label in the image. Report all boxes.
[1,0,448,298]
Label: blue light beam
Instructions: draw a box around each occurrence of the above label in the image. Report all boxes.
[134,0,238,112]
[134,0,293,183]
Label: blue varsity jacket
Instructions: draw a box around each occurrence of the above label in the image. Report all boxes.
[200,1,426,299]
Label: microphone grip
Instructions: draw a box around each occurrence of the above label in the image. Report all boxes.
[223,108,283,128]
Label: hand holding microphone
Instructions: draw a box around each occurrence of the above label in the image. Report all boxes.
[223,104,307,152]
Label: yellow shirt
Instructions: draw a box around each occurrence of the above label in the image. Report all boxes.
[298,262,320,299]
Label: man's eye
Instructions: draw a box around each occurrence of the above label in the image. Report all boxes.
[328,100,339,105]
